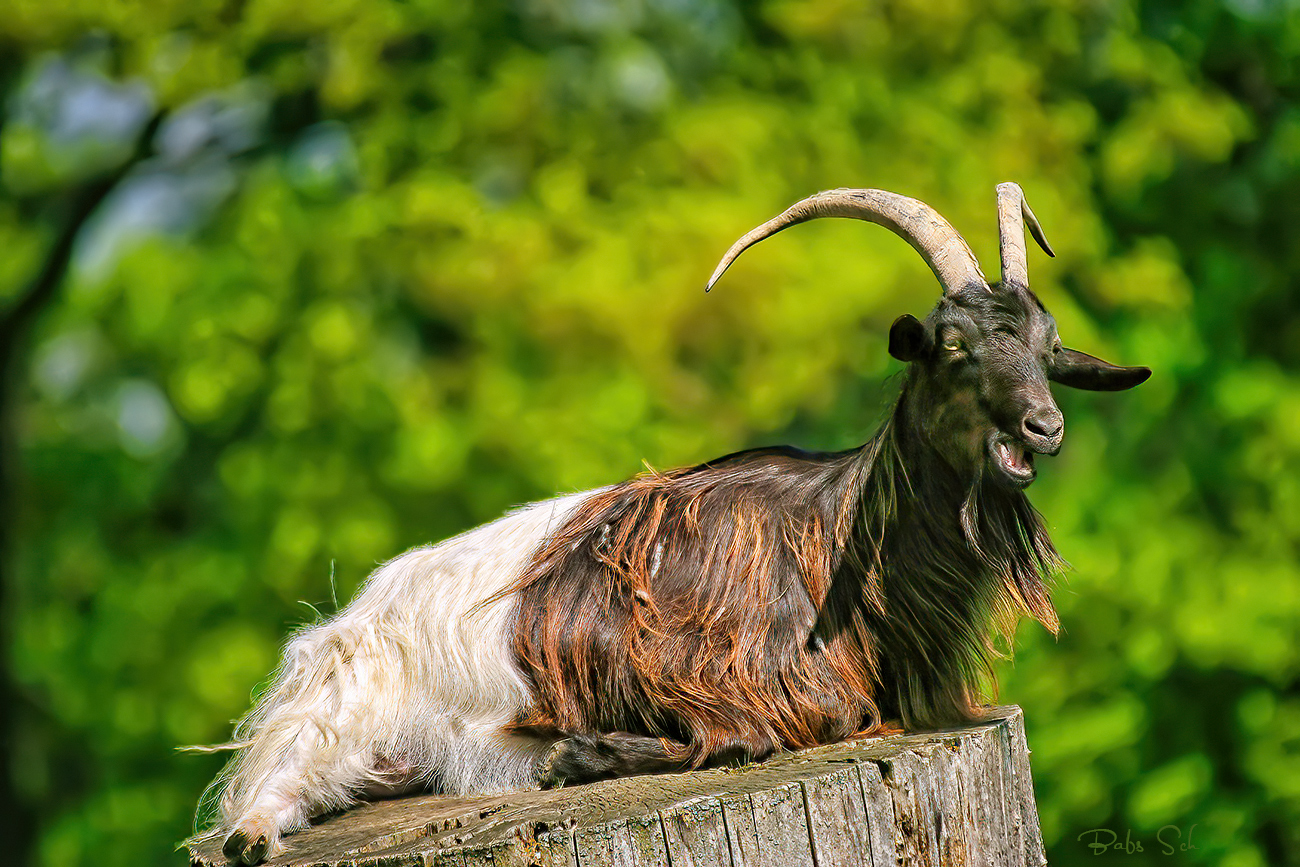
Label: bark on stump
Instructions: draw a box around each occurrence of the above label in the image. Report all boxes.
[187,706,1045,867]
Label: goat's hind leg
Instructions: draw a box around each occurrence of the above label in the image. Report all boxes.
[222,747,414,865]
[219,626,398,864]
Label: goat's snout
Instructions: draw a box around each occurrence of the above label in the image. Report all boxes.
[1021,405,1064,455]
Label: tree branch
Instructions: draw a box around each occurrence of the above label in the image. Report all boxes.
[0,111,163,357]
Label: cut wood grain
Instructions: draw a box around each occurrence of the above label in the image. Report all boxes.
[187,706,1045,867]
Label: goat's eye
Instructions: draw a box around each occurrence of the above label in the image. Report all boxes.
[942,338,964,353]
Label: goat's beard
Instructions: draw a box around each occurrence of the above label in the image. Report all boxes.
[959,468,1019,562]
[960,476,984,552]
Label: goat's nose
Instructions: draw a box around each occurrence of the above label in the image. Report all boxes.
[1022,406,1064,454]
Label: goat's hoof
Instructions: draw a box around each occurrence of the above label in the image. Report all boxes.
[223,830,270,865]
[537,739,570,789]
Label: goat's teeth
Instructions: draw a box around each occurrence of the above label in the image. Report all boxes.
[997,441,1026,471]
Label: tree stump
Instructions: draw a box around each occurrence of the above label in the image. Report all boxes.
[187,706,1045,867]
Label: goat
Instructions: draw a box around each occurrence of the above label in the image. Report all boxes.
[210,184,1149,864]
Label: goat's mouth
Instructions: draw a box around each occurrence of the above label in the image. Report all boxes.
[988,434,1036,487]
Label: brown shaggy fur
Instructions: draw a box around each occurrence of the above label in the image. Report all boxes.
[507,398,1062,774]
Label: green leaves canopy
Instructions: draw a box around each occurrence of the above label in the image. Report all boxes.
[2,1,1297,865]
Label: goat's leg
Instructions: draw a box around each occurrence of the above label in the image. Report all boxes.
[218,629,409,864]
[222,753,420,865]
[537,732,689,787]
[220,708,393,864]
[535,730,778,787]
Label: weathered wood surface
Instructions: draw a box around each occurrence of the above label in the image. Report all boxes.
[188,706,1045,867]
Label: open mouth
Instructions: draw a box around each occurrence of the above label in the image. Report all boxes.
[989,436,1036,487]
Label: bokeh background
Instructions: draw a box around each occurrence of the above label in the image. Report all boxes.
[1,0,1297,865]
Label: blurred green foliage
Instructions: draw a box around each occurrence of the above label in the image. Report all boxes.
[1,1,1297,865]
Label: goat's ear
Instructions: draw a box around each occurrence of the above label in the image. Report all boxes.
[889,314,930,362]
[1050,347,1151,391]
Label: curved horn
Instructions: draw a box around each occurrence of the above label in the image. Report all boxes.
[705,188,987,295]
[996,182,1055,291]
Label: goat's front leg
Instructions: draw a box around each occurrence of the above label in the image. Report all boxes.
[535,730,775,788]
[536,732,690,787]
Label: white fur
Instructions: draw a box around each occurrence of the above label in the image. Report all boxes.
[214,490,596,857]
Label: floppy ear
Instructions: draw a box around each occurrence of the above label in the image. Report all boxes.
[889,314,931,362]
[1050,347,1151,391]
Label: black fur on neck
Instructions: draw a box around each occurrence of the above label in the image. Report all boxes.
[821,391,1062,730]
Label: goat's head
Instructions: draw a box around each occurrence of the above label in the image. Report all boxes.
[706,184,1150,489]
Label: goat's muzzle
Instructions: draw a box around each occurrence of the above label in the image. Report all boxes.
[1020,405,1064,456]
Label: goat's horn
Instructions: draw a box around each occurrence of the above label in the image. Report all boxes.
[705,188,988,295]
[996,182,1055,291]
